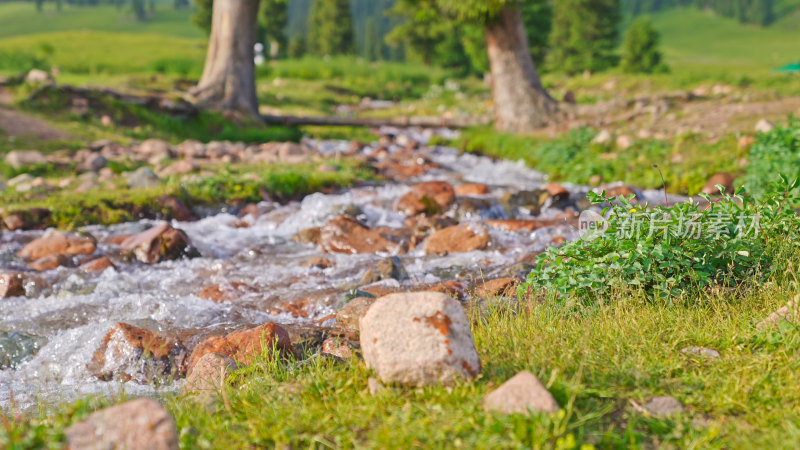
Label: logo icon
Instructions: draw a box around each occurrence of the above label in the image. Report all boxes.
[578,210,608,241]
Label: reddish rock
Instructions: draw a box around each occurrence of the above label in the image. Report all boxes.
[475,277,520,298]
[81,256,116,272]
[157,195,195,222]
[426,281,467,300]
[1,208,51,231]
[738,135,756,150]
[198,282,253,303]
[228,219,250,228]
[381,163,427,180]
[274,297,313,318]
[183,353,237,395]
[28,254,71,271]
[88,322,187,383]
[319,215,403,255]
[121,223,196,264]
[485,219,568,232]
[0,272,25,298]
[17,233,96,261]
[395,181,456,216]
[322,337,356,359]
[543,183,569,199]
[187,322,292,368]
[701,173,735,195]
[302,256,333,269]
[65,398,179,450]
[601,185,639,199]
[105,234,133,246]
[455,183,490,196]
[551,235,567,246]
[424,223,490,255]
[336,296,377,332]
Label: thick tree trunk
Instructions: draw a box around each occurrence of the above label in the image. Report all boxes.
[191,0,260,116]
[485,4,558,133]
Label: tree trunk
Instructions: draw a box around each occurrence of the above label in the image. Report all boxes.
[485,4,558,133]
[191,0,260,116]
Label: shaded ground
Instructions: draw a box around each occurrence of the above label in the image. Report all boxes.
[0,105,70,141]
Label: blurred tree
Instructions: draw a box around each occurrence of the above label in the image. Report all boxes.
[288,34,307,58]
[132,0,147,21]
[364,17,380,61]
[174,0,190,9]
[36,0,44,12]
[191,0,261,115]
[621,17,667,73]
[192,0,214,34]
[547,0,620,74]
[386,0,449,65]
[307,0,355,56]
[435,0,559,132]
[260,0,288,59]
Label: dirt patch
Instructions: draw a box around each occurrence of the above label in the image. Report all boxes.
[0,106,70,141]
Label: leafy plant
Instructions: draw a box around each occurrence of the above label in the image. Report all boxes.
[521,177,800,301]
[743,116,800,200]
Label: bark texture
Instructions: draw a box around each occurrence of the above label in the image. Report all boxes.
[485,5,558,133]
[191,0,260,116]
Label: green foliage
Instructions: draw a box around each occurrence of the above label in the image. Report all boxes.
[287,34,306,58]
[521,0,553,66]
[743,117,800,199]
[386,0,449,65]
[621,17,668,73]
[522,179,800,301]
[306,0,355,56]
[547,0,621,74]
[260,0,288,57]
[192,0,213,34]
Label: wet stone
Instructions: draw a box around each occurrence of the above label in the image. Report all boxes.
[0,272,26,298]
[0,331,46,369]
[187,322,292,368]
[424,223,490,255]
[18,232,97,261]
[360,256,409,284]
[121,223,198,264]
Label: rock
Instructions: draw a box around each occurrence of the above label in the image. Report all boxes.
[184,353,237,395]
[396,181,455,216]
[483,371,561,415]
[277,142,313,164]
[126,167,161,189]
[0,331,45,369]
[475,277,520,298]
[302,256,333,269]
[198,282,252,303]
[592,130,612,145]
[701,173,735,195]
[292,227,322,245]
[81,256,116,272]
[159,159,198,177]
[120,223,197,264]
[484,219,566,232]
[65,398,179,450]
[738,135,755,150]
[616,135,633,150]
[424,223,490,255]
[502,189,549,216]
[681,346,720,358]
[28,254,71,271]
[336,296,376,332]
[367,377,387,396]
[81,154,107,172]
[319,215,402,255]
[157,195,195,221]
[757,296,800,330]
[563,90,576,104]
[1,208,51,231]
[360,256,408,284]
[88,322,187,383]
[543,183,569,200]
[455,183,490,196]
[25,69,54,84]
[187,322,292,368]
[5,150,47,170]
[0,272,25,298]
[137,139,172,158]
[360,292,481,386]
[600,184,642,200]
[8,173,34,187]
[100,114,114,127]
[643,396,684,417]
[18,233,96,261]
[322,337,356,359]
[176,140,206,158]
[755,118,775,133]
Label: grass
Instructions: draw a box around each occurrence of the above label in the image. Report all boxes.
[4,273,800,448]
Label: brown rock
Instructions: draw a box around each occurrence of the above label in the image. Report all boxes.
[65,398,178,450]
[424,223,490,255]
[302,256,333,269]
[543,183,569,199]
[484,219,568,232]
[475,277,520,298]
[1,208,51,231]
[88,323,187,383]
[426,281,468,301]
[396,181,455,216]
[757,295,800,330]
[643,396,685,417]
[187,322,292,368]
[483,371,561,415]
[701,173,735,196]
[336,296,376,332]
[159,159,198,176]
[121,223,196,264]
[157,195,195,222]
[28,254,71,271]
[455,183,490,196]
[0,272,25,298]
[738,135,755,150]
[18,233,96,261]
[184,353,237,395]
[81,256,116,272]
[601,185,639,199]
[319,215,403,254]
[322,337,356,359]
[198,282,252,303]
[292,227,322,245]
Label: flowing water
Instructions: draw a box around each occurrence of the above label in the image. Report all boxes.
[0,127,684,409]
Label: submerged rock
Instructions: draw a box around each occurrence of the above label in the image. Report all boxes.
[65,398,179,450]
[88,322,187,383]
[424,223,490,255]
[80,256,116,272]
[360,291,481,386]
[483,371,561,415]
[319,215,403,255]
[0,331,46,369]
[121,223,198,264]
[360,256,409,284]
[396,181,455,216]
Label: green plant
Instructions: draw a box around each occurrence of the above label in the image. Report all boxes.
[521,177,800,301]
[743,116,800,200]
[621,17,668,74]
